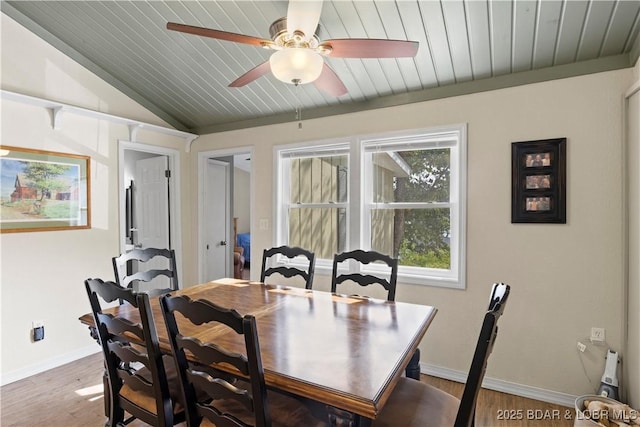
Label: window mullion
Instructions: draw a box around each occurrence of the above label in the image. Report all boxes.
[289,202,349,209]
[369,202,452,209]
[350,138,361,255]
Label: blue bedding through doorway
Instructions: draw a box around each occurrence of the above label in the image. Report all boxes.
[237,233,250,263]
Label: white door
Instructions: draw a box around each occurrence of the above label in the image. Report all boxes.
[135,155,170,250]
[203,159,231,281]
[134,155,171,291]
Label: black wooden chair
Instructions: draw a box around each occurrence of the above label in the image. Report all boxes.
[112,247,179,294]
[372,282,511,427]
[85,278,184,427]
[260,246,316,289]
[160,294,326,427]
[331,249,398,301]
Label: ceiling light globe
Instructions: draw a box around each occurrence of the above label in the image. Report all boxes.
[270,48,323,85]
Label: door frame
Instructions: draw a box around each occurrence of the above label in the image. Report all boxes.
[198,147,253,283]
[118,141,182,280]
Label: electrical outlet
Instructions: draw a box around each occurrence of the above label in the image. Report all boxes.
[590,327,605,343]
[32,320,45,342]
[577,341,587,352]
[259,219,269,230]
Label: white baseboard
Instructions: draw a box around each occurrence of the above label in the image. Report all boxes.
[422,363,579,408]
[0,345,100,386]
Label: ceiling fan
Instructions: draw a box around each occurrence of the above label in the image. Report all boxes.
[167,0,418,97]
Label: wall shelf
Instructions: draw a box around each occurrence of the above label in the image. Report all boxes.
[1,90,199,151]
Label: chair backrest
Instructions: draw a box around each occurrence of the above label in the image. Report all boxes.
[160,294,270,427]
[112,247,179,293]
[454,282,510,427]
[260,246,316,290]
[84,278,175,427]
[331,249,398,301]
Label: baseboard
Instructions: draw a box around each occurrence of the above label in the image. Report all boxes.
[422,363,579,408]
[0,345,100,386]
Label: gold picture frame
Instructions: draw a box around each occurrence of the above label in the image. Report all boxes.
[0,145,91,233]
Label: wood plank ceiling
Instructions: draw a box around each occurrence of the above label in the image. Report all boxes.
[2,1,639,134]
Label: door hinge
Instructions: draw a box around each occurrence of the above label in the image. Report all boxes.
[165,169,171,178]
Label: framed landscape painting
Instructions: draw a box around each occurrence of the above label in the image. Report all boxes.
[0,145,91,233]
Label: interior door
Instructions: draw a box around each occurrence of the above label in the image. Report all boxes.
[135,155,170,250]
[203,159,230,280]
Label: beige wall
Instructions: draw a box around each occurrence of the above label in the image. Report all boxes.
[626,57,640,408]
[0,15,186,382]
[188,68,635,401]
[2,8,639,407]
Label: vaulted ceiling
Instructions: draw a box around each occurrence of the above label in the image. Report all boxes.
[3,1,639,134]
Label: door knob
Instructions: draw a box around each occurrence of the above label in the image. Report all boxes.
[220,240,227,246]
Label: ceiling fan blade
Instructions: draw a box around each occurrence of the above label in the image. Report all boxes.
[314,63,347,97]
[321,38,419,58]
[167,22,272,47]
[228,61,272,87]
[286,0,323,40]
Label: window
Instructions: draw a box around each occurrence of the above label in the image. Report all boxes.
[276,125,466,288]
[277,144,350,261]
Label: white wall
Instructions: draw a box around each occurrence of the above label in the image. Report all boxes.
[187,68,635,403]
[0,14,186,383]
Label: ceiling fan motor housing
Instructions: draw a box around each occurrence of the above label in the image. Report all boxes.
[269,17,320,49]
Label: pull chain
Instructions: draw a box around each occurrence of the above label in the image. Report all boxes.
[293,79,302,129]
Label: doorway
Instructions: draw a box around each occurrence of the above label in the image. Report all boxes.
[198,148,252,283]
[118,141,182,282]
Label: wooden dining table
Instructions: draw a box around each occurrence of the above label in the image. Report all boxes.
[79,278,438,426]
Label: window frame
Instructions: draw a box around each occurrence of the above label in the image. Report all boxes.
[275,141,351,271]
[361,125,467,288]
[274,124,467,289]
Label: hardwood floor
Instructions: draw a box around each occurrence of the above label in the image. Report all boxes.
[1,352,574,426]
[421,376,575,427]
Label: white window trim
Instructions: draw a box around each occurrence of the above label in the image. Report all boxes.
[274,124,467,289]
[360,124,467,289]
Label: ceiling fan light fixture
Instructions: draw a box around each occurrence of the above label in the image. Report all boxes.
[269,48,323,85]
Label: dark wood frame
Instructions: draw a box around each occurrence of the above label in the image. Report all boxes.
[0,145,91,233]
[511,138,566,224]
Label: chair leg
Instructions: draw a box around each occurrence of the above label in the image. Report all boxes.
[103,370,110,417]
[405,348,421,380]
[106,377,124,427]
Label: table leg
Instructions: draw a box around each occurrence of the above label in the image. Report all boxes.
[405,348,421,380]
